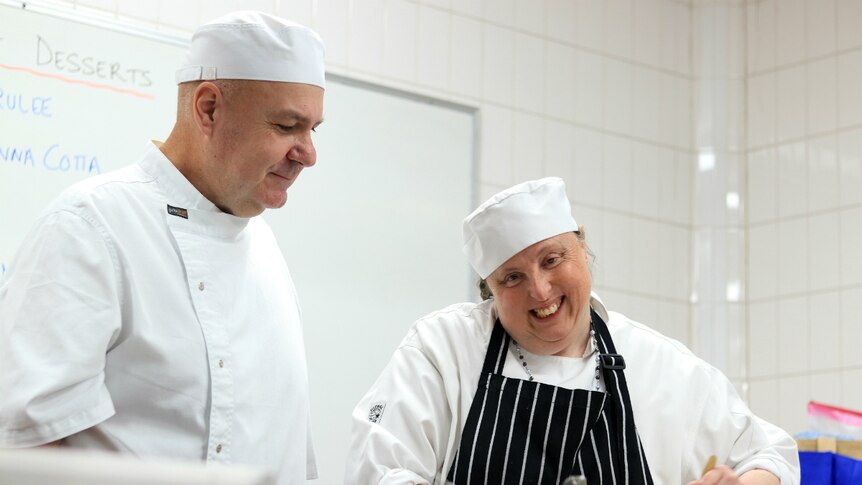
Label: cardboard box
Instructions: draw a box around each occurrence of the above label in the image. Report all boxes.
[797,437,862,460]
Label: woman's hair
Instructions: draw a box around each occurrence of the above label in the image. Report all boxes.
[477,229,593,300]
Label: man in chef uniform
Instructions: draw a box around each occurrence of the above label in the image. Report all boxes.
[345,177,800,484]
[0,11,324,484]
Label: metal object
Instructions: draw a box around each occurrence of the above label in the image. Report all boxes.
[562,475,587,485]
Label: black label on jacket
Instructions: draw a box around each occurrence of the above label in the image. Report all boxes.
[166,205,188,219]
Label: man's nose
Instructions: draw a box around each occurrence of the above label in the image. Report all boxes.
[289,133,316,167]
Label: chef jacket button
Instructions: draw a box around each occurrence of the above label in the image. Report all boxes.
[216,443,222,453]
[218,359,224,368]
[198,282,205,291]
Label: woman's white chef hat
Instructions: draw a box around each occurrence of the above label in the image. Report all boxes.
[176,11,325,88]
[462,177,578,279]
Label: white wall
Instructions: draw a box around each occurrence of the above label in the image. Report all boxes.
[744,0,862,435]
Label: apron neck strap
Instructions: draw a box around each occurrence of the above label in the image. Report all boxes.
[481,320,509,375]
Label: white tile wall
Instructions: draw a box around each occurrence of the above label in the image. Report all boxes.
[314,0,350,67]
[571,127,604,206]
[836,0,862,51]
[779,374,810,433]
[838,128,862,206]
[513,33,544,112]
[840,207,862,286]
[543,41,576,122]
[807,135,839,213]
[513,0,544,35]
[633,0,660,67]
[777,296,808,375]
[749,301,779,378]
[115,0,158,23]
[808,213,841,292]
[574,0,604,53]
[480,24,514,104]
[747,148,777,224]
[602,58,633,136]
[543,119,577,184]
[632,67,660,142]
[416,6,451,89]
[776,66,806,143]
[602,0,633,60]
[601,135,632,213]
[842,369,862,411]
[808,292,841,372]
[837,50,862,128]
[348,0,385,75]
[749,223,778,300]
[278,0,314,27]
[743,0,862,428]
[777,218,808,296]
[602,212,633,291]
[806,59,837,136]
[749,378,780,424]
[382,1,417,82]
[810,372,843,412]
[746,0,776,73]
[76,0,116,14]
[511,112,545,182]
[450,0,481,18]
[631,142,660,220]
[806,0,836,59]
[449,15,482,99]
[544,0,576,44]
[839,288,862,367]
[747,73,776,148]
[776,142,808,218]
[630,218,659,295]
[573,50,604,128]
[482,0,515,27]
[479,104,514,186]
[776,0,805,67]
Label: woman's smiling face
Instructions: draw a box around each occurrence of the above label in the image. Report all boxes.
[486,232,593,357]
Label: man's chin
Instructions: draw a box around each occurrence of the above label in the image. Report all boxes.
[264,192,289,210]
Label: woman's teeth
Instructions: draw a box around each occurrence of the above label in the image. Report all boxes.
[533,301,560,318]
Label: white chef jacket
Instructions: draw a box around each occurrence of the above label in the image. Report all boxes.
[345,296,800,485]
[0,142,317,484]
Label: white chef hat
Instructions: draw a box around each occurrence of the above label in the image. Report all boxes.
[176,11,325,88]
[462,177,578,279]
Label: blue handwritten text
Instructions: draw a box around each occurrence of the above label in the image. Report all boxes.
[0,144,101,174]
[0,87,52,117]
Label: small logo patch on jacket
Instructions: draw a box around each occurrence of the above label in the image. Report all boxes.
[167,205,188,219]
[368,402,386,423]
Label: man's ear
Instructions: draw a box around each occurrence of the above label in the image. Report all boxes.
[193,82,220,138]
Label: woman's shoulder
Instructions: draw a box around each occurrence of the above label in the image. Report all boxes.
[408,299,495,339]
[601,307,718,380]
[398,299,496,363]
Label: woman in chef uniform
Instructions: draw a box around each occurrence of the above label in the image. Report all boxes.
[345,177,800,485]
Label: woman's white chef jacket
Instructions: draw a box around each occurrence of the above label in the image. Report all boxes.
[0,143,317,484]
[345,296,800,485]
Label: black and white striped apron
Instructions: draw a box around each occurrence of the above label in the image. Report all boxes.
[446,309,653,484]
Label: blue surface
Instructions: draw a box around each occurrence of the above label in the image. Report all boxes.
[800,451,862,484]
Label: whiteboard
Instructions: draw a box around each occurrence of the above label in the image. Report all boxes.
[0,3,476,483]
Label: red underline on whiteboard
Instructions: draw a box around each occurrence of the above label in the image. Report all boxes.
[0,64,154,100]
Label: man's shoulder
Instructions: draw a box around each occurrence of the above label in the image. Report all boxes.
[46,164,156,216]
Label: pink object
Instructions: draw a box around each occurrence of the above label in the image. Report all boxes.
[808,401,862,439]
